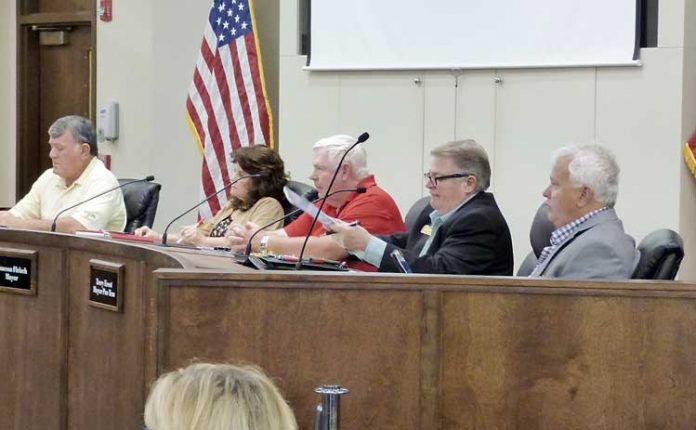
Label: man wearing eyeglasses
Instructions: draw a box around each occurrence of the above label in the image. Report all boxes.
[330,140,513,275]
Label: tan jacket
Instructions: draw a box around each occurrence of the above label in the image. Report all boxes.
[197,196,284,237]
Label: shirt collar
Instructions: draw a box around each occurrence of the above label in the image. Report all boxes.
[356,174,376,189]
[429,191,479,226]
[55,157,98,190]
[331,174,376,212]
[549,207,608,246]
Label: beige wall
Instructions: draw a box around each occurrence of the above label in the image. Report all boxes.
[0,0,16,207]
[1,0,277,227]
[278,0,696,278]
[96,0,278,232]
[3,1,695,278]
[253,0,279,146]
[97,0,193,232]
[678,0,696,280]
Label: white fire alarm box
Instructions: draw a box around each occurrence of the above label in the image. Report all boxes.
[97,102,119,142]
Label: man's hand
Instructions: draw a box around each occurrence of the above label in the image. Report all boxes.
[225,222,260,252]
[0,211,25,229]
[328,221,371,253]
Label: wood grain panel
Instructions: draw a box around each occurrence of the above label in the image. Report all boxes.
[17,3,94,199]
[3,229,696,430]
[154,272,696,430]
[0,242,67,430]
[66,250,146,430]
[38,24,93,165]
[419,291,442,430]
[32,0,92,14]
[16,25,41,199]
[18,11,93,24]
[0,229,220,430]
[160,283,424,430]
[441,291,696,429]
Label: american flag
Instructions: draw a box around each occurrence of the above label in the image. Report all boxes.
[186,0,273,219]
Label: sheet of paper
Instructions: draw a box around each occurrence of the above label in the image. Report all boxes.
[283,187,337,229]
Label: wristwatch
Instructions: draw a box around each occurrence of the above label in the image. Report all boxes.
[259,235,270,256]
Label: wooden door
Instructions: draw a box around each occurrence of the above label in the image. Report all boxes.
[17,0,95,199]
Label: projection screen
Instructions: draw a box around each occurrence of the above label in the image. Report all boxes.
[308,0,639,70]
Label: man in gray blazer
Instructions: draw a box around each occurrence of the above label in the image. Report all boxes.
[530,144,638,279]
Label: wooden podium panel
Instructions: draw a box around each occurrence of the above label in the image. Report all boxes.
[155,272,696,430]
[0,229,241,430]
[66,250,148,430]
[3,226,696,430]
[159,284,425,429]
[440,290,696,428]
[0,243,67,430]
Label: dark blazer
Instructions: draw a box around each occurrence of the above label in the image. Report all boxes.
[378,192,513,275]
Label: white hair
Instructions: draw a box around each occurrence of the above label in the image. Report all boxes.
[312,135,370,179]
[552,144,620,207]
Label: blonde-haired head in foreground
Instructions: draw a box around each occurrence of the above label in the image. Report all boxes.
[144,363,298,430]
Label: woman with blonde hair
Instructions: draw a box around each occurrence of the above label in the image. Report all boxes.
[144,363,298,430]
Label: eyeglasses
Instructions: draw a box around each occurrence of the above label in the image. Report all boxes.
[423,172,474,187]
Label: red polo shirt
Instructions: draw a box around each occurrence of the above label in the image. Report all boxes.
[283,175,406,270]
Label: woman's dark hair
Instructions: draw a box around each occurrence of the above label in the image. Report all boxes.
[230,145,288,211]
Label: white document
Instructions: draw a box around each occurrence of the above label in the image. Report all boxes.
[283,187,337,229]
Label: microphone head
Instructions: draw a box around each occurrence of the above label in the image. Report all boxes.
[355,187,367,193]
[357,132,370,143]
[145,175,155,181]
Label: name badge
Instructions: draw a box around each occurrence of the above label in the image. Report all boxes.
[420,225,432,236]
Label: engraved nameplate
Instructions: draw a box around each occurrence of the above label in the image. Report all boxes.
[0,247,37,295]
[89,259,124,312]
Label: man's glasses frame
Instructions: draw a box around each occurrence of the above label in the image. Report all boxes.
[424,172,474,187]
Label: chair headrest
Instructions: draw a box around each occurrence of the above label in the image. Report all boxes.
[118,179,162,220]
[285,180,318,202]
[530,204,555,257]
[632,229,684,280]
[281,181,318,223]
[405,196,431,231]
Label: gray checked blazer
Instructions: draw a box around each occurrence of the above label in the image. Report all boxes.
[535,208,639,279]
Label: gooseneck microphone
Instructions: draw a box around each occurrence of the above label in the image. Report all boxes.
[50,175,155,232]
[296,132,369,269]
[161,173,262,245]
[244,187,367,257]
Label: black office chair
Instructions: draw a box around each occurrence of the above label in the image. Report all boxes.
[631,229,684,280]
[118,178,162,233]
[404,196,431,231]
[281,180,318,225]
[517,203,554,276]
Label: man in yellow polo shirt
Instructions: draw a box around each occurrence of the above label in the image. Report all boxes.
[0,115,126,233]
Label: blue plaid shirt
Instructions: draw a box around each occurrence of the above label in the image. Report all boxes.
[530,207,608,276]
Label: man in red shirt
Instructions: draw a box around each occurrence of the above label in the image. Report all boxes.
[226,135,405,268]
